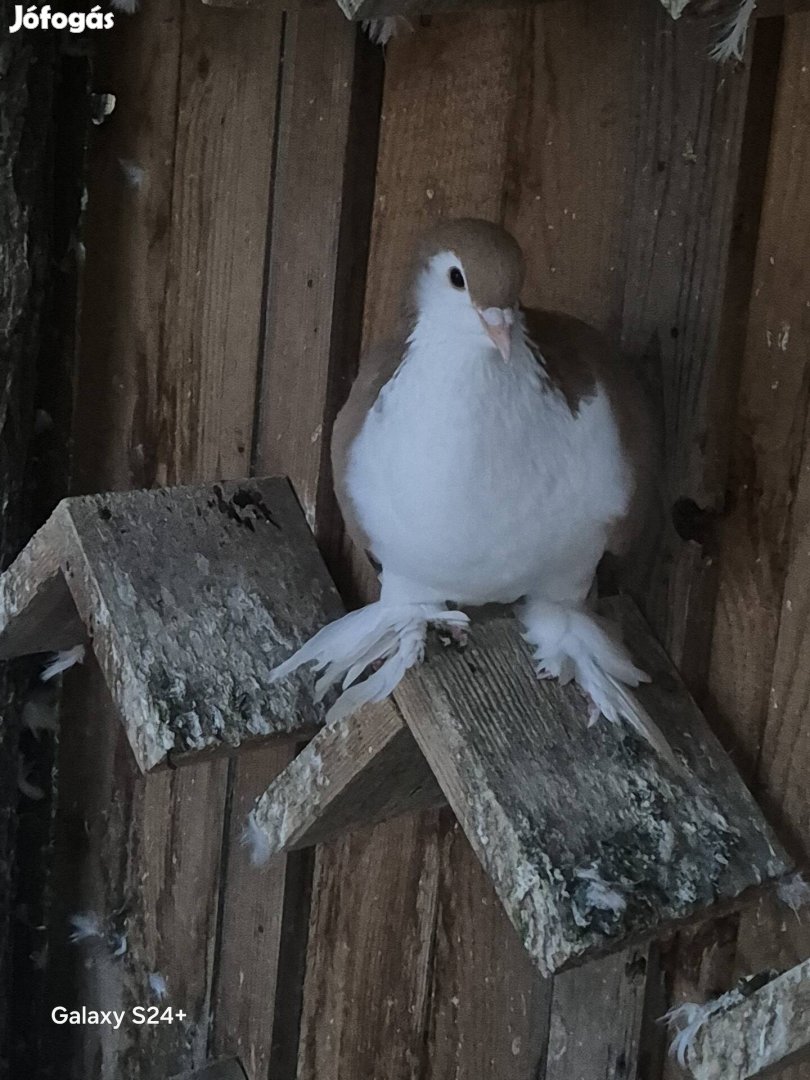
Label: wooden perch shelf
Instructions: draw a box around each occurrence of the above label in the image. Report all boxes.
[0,478,342,771]
[0,476,791,977]
[686,958,810,1079]
[253,598,791,977]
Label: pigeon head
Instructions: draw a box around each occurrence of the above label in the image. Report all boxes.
[411,218,525,361]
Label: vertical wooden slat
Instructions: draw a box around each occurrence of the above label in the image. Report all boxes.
[50,1,283,1076]
[708,19,810,1080]
[424,815,551,1080]
[709,12,810,780]
[214,9,384,1079]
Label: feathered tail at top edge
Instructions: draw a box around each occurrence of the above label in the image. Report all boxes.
[271,601,469,724]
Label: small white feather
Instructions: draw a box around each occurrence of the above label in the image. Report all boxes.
[663,1000,723,1067]
[41,645,85,682]
[148,972,169,1000]
[709,0,757,62]
[69,912,104,944]
[241,811,271,867]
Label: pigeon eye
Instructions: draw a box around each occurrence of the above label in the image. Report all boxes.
[448,267,465,289]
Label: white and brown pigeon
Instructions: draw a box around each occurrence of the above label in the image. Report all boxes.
[272,218,668,755]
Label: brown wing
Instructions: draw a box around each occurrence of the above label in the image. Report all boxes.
[331,336,406,557]
[522,308,658,556]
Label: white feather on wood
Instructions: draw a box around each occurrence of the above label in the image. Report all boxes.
[41,644,85,682]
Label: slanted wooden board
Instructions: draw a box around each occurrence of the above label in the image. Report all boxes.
[0,477,343,770]
[251,699,444,852]
[255,597,790,976]
[685,959,810,1079]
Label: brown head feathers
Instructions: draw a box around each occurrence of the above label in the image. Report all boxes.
[412,218,525,311]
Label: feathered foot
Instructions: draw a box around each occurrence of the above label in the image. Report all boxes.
[519,599,677,765]
[270,601,468,724]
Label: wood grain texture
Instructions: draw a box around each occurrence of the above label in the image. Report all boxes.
[502,0,762,1068]
[607,9,775,1079]
[297,812,442,1080]
[545,951,647,1080]
[46,0,285,1075]
[209,743,295,1080]
[212,12,385,1079]
[257,3,382,549]
[708,12,810,802]
[677,18,810,1080]
[424,813,551,1080]
[160,0,282,488]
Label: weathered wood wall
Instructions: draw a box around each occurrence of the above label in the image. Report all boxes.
[0,5,86,1075]
[32,1,810,1078]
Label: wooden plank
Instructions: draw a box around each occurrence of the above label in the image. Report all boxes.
[391,601,789,976]
[0,480,342,771]
[297,812,442,1080]
[252,701,444,854]
[592,6,773,1077]
[671,14,810,1075]
[711,12,810,855]
[545,951,647,1080]
[686,959,810,1080]
[257,3,381,554]
[424,813,551,1080]
[498,0,766,1069]
[732,18,810,1015]
[708,11,807,776]
[207,10,385,1079]
[209,743,294,1080]
[45,0,284,1076]
[0,529,83,656]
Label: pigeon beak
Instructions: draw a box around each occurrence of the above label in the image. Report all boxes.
[477,306,514,361]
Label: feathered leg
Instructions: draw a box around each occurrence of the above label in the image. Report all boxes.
[519,594,676,764]
[270,573,467,723]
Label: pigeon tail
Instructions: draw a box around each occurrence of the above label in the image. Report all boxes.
[270,601,469,724]
[520,600,678,767]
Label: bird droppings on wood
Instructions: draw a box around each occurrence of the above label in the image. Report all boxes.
[776,872,810,916]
